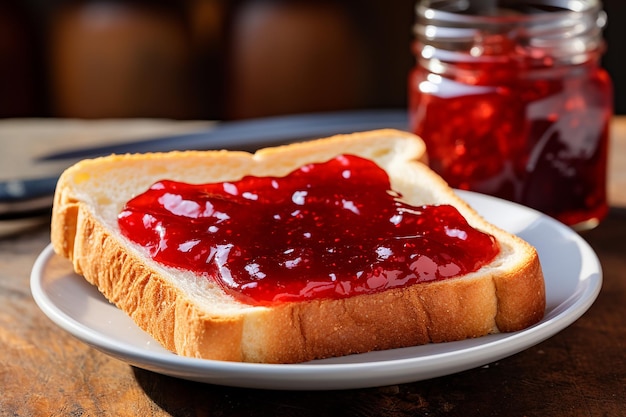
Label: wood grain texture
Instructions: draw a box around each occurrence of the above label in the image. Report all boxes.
[609,118,626,207]
[1,118,625,416]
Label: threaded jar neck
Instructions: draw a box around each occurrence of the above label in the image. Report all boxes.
[414,0,607,69]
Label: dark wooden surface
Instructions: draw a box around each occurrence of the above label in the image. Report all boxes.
[1,119,625,416]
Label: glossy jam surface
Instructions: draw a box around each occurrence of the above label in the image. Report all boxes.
[118,155,499,305]
[409,51,612,228]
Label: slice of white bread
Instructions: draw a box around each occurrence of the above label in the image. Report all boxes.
[51,129,545,363]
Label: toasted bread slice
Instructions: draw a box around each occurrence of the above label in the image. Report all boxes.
[51,129,545,363]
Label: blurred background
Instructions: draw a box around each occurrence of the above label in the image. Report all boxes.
[1,0,624,122]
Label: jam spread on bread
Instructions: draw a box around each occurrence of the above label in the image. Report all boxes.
[118,155,500,305]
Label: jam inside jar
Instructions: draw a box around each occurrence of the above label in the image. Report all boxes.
[409,0,613,230]
[118,155,500,306]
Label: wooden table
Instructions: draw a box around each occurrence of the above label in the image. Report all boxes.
[1,117,625,416]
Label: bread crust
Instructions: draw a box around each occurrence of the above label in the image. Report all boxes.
[51,129,545,363]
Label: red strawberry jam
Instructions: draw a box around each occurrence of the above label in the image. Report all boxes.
[118,155,499,305]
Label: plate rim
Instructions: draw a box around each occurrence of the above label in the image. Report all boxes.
[30,191,603,390]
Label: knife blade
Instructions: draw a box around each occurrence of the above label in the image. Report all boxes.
[2,109,408,218]
[39,110,408,161]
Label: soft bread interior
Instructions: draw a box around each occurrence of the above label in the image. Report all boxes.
[57,129,518,313]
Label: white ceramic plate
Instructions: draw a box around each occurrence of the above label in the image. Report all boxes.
[30,191,602,390]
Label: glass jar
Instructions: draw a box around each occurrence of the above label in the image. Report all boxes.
[408,0,612,230]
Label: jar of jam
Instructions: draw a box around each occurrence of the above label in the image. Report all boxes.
[409,0,612,230]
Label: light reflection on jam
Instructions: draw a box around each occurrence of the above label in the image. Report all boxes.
[118,155,499,305]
